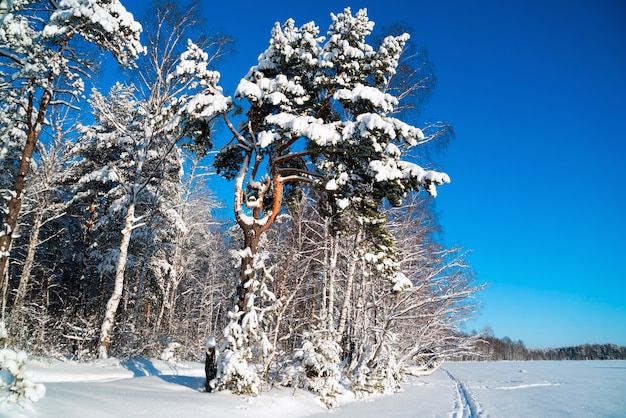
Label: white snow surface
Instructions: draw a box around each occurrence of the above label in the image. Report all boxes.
[5,359,625,417]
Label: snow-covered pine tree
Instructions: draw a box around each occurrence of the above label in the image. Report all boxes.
[208,7,449,392]
[288,328,344,408]
[0,321,45,406]
[0,0,144,294]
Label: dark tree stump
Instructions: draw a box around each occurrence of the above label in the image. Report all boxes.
[205,344,217,392]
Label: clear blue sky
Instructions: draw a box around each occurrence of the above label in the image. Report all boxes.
[124,0,626,348]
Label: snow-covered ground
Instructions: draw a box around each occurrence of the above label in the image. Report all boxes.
[3,359,625,417]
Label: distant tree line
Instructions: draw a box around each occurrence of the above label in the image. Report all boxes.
[459,335,626,361]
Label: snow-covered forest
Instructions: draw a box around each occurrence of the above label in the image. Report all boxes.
[0,0,484,407]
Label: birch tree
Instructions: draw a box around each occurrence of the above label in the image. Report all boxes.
[126,2,231,345]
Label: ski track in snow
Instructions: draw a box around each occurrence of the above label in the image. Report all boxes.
[444,368,483,418]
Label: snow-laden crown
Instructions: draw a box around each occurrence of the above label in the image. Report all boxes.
[44,0,145,67]
[0,0,144,97]
[228,7,449,211]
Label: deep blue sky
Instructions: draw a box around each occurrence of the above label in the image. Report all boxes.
[124,0,626,348]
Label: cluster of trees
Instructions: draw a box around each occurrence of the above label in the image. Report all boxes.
[1,1,483,402]
[462,335,626,361]
[528,344,626,361]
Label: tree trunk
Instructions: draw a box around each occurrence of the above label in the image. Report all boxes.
[368,320,392,369]
[0,90,51,290]
[12,208,44,313]
[321,226,329,321]
[236,230,260,316]
[98,201,135,359]
[0,268,8,320]
[166,277,180,333]
[335,231,361,344]
[319,229,338,339]
[155,280,171,333]
[78,199,97,315]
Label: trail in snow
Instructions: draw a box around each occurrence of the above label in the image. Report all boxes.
[444,368,483,418]
[442,361,626,417]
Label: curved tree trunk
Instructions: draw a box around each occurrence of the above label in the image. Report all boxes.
[98,201,135,359]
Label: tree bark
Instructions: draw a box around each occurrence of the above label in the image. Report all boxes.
[335,231,361,344]
[0,90,51,288]
[98,201,135,359]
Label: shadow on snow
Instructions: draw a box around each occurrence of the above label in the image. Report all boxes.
[121,358,205,392]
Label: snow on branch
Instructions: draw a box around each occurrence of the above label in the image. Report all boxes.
[44,0,145,67]
[334,84,398,113]
[167,40,231,134]
[368,159,450,197]
[264,113,342,146]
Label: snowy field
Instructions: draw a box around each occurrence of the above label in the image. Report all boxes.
[4,359,625,417]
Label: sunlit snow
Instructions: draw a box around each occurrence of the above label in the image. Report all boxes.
[5,359,625,417]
